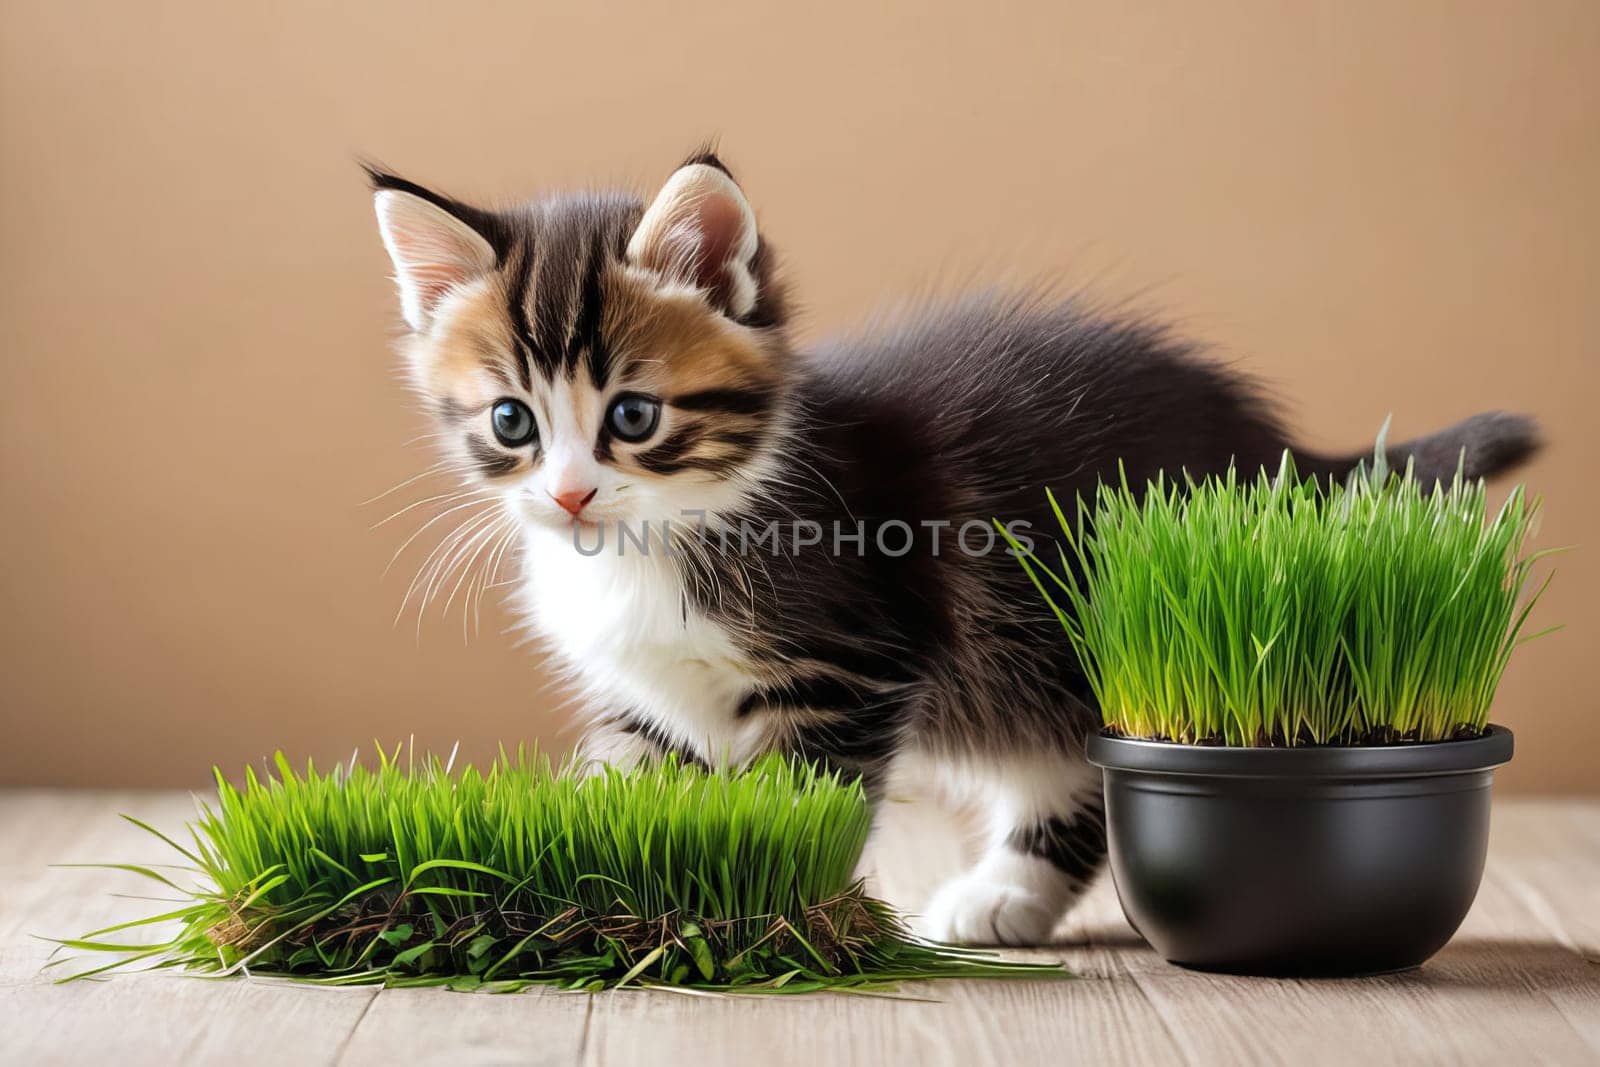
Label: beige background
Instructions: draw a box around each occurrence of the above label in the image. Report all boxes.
[1,1,1594,791]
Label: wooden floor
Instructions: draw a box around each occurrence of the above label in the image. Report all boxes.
[2,791,1596,1066]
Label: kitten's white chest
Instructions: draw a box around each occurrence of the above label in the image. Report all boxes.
[518,527,760,762]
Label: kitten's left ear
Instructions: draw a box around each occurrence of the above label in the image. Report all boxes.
[627,157,761,319]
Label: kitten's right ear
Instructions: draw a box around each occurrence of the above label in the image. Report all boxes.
[367,169,497,332]
[627,155,762,320]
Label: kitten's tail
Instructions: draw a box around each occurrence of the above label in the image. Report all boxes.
[1300,411,1542,484]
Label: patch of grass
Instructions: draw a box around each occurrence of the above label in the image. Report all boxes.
[54,750,1062,992]
[1004,452,1551,746]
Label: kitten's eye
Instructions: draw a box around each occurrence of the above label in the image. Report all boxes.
[606,393,662,443]
[490,399,537,447]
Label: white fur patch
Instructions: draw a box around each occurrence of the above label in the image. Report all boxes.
[517,523,763,765]
[912,748,1101,847]
[901,748,1102,945]
[916,850,1074,945]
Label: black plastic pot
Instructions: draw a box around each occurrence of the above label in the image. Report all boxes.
[1086,726,1513,976]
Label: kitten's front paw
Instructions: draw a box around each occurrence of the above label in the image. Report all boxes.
[916,872,1060,946]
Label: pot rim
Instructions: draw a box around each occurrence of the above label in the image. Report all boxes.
[1086,724,1513,778]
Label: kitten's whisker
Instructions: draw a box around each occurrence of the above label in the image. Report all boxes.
[395,519,478,630]
[779,455,859,523]
[443,512,513,631]
[474,521,521,632]
[358,460,469,506]
[416,508,504,623]
[394,505,499,628]
[370,485,492,530]
[401,430,457,449]
[453,523,503,643]
[421,510,508,628]
[383,493,499,576]
[471,518,520,638]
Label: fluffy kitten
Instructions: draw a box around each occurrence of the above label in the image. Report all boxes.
[368,151,1537,944]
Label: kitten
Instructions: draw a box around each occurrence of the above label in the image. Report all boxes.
[367,150,1538,944]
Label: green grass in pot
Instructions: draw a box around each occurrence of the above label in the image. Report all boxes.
[1006,452,1550,746]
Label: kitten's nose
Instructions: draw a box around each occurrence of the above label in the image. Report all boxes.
[550,487,597,517]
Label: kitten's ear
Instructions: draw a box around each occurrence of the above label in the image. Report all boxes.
[627,157,760,319]
[369,171,497,331]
